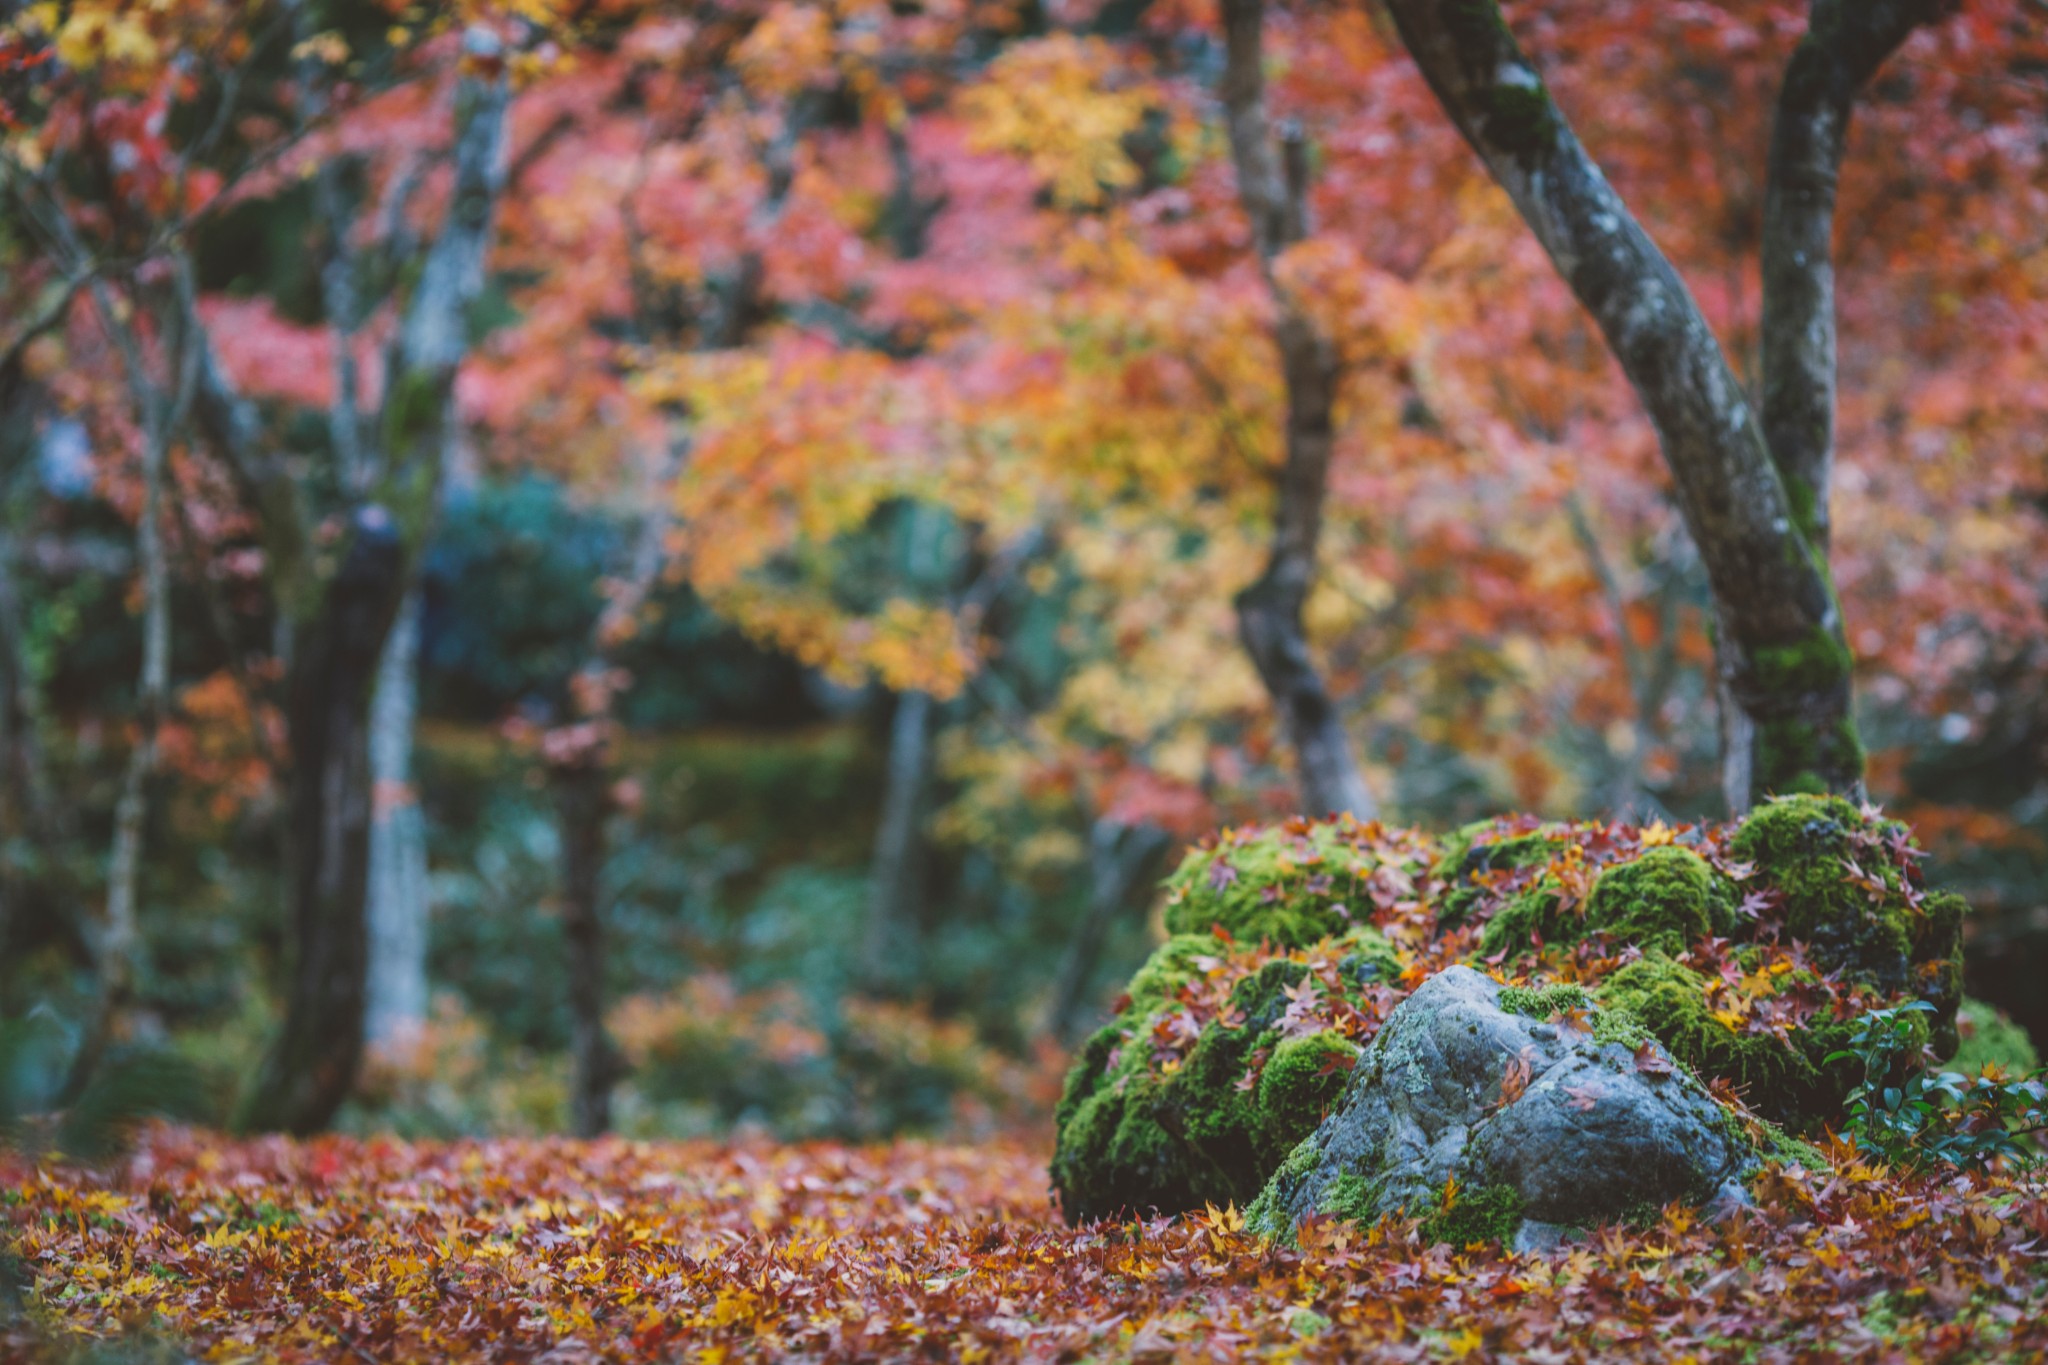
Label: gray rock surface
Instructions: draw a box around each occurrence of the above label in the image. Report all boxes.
[1248,965,1752,1244]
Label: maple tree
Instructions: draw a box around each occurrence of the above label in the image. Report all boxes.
[0,2,525,1131]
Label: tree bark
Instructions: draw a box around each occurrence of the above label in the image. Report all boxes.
[239,508,407,1134]
[1374,0,1930,809]
[1045,819,1170,1042]
[861,687,935,992]
[1761,1,1937,551]
[235,45,509,1132]
[1221,0,1376,820]
[364,588,429,1048]
[551,757,620,1138]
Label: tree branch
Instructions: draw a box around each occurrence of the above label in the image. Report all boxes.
[379,32,511,537]
[1220,0,1375,819]
[1761,0,1940,548]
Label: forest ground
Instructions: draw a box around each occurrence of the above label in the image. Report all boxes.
[6,1128,2048,1362]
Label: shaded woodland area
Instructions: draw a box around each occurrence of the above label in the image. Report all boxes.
[2,0,2047,1360]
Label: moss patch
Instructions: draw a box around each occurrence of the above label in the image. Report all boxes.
[1257,1033,1359,1142]
[1583,847,1737,952]
[1498,983,1591,1019]
[1053,944,1368,1222]
[1730,795,1962,1042]
[1594,953,1860,1131]
[1748,631,1863,797]
[1432,822,1568,929]
[1418,1182,1524,1248]
[1164,824,1403,947]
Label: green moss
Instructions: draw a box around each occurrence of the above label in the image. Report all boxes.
[1053,946,1346,1222]
[1746,633,1863,797]
[1318,1172,1386,1226]
[1245,1133,1320,1243]
[1948,998,2039,1077]
[1479,846,1736,962]
[1589,1006,1654,1051]
[1475,880,1566,960]
[1593,953,1861,1131]
[1729,795,1959,1021]
[1335,924,1404,986]
[1583,847,1736,953]
[1483,78,1558,159]
[1755,1120,1828,1172]
[1417,1182,1524,1248]
[1498,983,1591,1019]
[1432,823,1566,928]
[1257,1033,1359,1144]
[1163,826,1384,948]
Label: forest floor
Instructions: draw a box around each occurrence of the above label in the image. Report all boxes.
[5,1128,2048,1363]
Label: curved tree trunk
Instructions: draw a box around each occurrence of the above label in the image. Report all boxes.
[1221,0,1377,820]
[240,510,407,1134]
[364,588,429,1048]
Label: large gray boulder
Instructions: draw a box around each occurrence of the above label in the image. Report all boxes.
[1247,965,1752,1249]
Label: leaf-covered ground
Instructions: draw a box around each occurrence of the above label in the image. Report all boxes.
[6,1130,2048,1362]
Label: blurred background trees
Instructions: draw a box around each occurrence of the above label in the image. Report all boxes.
[2,0,2045,1143]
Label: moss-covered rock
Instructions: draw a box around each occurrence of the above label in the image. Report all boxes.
[1250,967,1753,1247]
[1948,997,2039,1076]
[1062,803,1975,1228]
[1431,821,1569,929]
[1051,929,1397,1223]
[1164,821,1427,947]
[1593,953,1861,1131]
[1257,1032,1359,1139]
[1730,794,1963,1053]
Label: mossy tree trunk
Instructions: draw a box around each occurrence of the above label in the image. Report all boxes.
[1219,0,1377,821]
[1377,0,1939,810]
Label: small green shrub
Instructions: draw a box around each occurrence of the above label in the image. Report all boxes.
[1828,1001,2047,1171]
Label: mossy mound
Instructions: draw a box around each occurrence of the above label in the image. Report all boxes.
[1057,800,1975,1225]
[1050,922,1407,1222]
[1479,845,1738,960]
[1592,953,1862,1129]
[1163,818,1438,947]
[1430,819,1570,929]
[1728,795,1964,1057]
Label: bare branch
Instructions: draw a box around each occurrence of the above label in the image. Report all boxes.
[1761,0,1940,548]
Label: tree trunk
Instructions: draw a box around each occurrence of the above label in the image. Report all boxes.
[1761,0,1938,553]
[1221,0,1377,821]
[862,688,935,992]
[364,588,429,1048]
[1374,0,1931,809]
[239,508,406,1135]
[1045,820,1170,1042]
[62,280,182,1102]
[551,758,618,1138]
